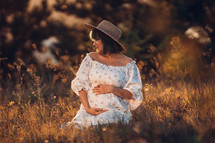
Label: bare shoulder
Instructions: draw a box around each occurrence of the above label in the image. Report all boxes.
[89,52,98,60]
[120,54,133,65]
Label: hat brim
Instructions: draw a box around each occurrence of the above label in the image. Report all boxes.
[85,23,126,52]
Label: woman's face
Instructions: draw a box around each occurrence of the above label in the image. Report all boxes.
[92,39,103,54]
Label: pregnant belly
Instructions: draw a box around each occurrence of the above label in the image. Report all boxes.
[88,90,117,110]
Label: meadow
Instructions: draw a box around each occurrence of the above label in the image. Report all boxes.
[1,0,215,142]
[0,53,215,143]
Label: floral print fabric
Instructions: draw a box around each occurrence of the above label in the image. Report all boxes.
[69,53,143,128]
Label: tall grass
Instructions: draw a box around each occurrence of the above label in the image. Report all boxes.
[1,81,215,142]
[0,55,215,143]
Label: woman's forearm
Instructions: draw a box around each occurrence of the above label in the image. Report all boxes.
[93,84,134,99]
[79,89,90,110]
[112,86,134,99]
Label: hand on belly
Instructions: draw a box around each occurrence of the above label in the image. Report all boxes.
[92,84,114,95]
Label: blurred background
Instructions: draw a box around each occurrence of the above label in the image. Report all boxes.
[0,0,215,100]
[1,1,215,142]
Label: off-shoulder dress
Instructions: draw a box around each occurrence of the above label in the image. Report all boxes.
[67,53,143,128]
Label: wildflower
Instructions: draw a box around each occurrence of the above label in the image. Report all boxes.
[9,101,15,106]
[102,127,107,132]
[144,84,150,92]
[144,87,149,92]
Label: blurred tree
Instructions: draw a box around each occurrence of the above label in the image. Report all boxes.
[0,0,81,101]
[0,0,81,80]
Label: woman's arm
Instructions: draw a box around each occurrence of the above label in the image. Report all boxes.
[79,89,90,109]
[93,84,134,99]
[112,86,134,99]
[79,89,107,115]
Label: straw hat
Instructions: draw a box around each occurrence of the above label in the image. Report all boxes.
[85,20,126,51]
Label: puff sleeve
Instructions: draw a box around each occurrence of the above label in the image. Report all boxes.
[123,61,143,110]
[71,54,92,96]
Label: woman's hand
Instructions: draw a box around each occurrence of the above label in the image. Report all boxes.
[86,108,107,116]
[93,84,134,99]
[93,84,114,95]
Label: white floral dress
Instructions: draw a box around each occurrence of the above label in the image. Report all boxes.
[68,53,143,128]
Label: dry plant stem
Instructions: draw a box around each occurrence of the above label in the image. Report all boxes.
[1,81,215,142]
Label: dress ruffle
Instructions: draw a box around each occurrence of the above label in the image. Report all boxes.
[70,53,143,128]
[123,61,143,110]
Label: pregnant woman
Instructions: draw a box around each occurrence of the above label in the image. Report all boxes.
[66,20,143,129]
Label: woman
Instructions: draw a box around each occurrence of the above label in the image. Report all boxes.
[66,20,143,129]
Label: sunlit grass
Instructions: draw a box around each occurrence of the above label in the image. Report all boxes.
[1,79,215,142]
[1,45,215,142]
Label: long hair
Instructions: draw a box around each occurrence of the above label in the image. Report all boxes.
[91,29,123,55]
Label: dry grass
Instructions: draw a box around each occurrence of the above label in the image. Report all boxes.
[0,53,215,143]
[1,79,215,142]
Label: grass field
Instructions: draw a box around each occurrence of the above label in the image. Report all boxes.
[0,57,215,143]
